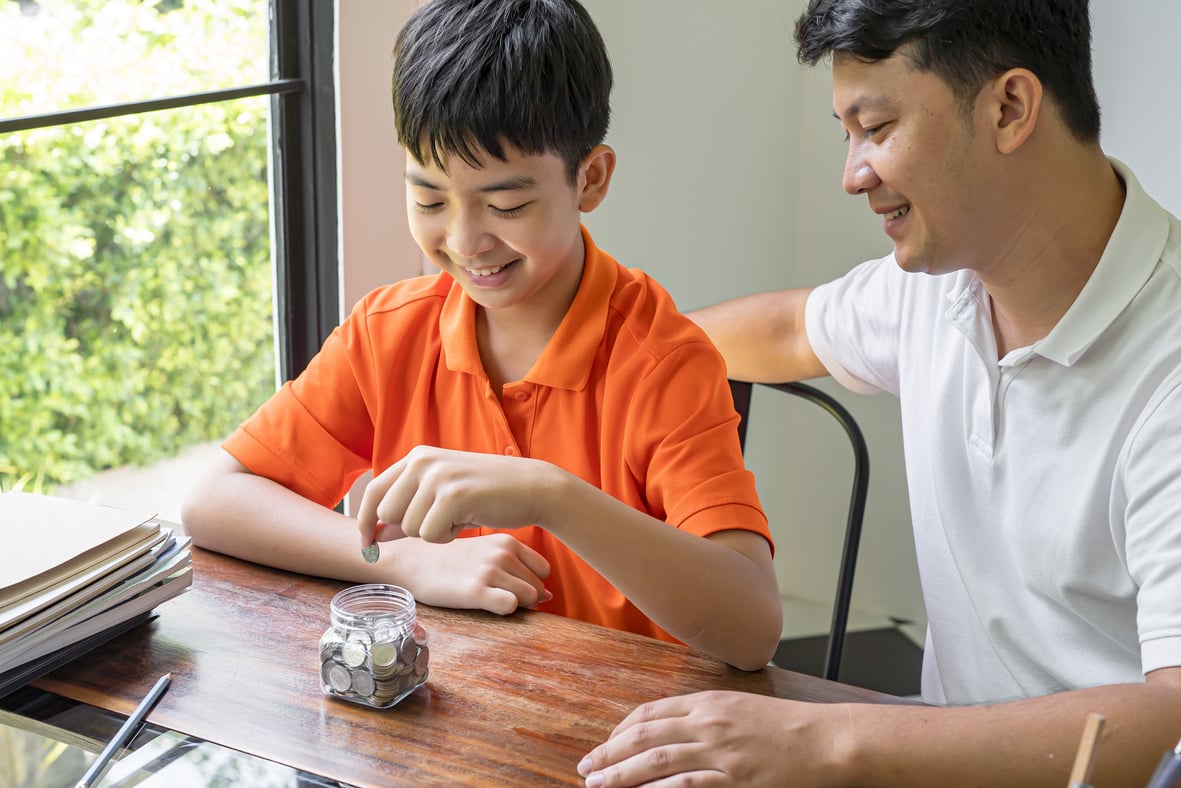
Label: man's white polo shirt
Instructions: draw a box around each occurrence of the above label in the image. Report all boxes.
[806,159,1181,705]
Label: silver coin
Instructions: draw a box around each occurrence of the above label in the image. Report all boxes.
[327,663,352,693]
[361,542,380,563]
[414,645,429,676]
[350,669,376,697]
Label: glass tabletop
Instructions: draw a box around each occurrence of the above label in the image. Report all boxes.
[0,686,352,788]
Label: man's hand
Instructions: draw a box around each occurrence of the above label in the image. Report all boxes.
[578,691,846,787]
[356,445,552,545]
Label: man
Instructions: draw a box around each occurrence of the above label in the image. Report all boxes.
[578,0,1181,784]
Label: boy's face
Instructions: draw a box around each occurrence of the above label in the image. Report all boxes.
[832,50,1006,276]
[404,145,588,324]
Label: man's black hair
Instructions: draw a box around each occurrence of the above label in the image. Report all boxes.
[393,0,612,182]
[795,0,1101,142]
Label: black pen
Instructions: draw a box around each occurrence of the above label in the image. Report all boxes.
[76,672,172,788]
[1146,736,1181,788]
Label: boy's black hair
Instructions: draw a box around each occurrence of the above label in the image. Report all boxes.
[795,0,1101,142]
[393,0,612,182]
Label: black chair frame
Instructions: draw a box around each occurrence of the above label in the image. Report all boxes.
[728,380,870,682]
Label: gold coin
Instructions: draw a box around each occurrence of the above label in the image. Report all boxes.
[370,641,399,668]
[342,640,367,668]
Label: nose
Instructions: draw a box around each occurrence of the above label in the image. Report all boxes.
[842,142,880,195]
[446,209,493,259]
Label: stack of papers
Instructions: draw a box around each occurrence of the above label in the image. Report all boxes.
[0,491,192,697]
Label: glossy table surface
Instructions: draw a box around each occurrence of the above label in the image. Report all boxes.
[31,546,917,786]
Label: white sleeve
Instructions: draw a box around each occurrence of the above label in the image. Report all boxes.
[1118,370,1181,674]
[804,253,905,396]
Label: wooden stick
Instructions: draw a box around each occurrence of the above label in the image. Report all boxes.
[1068,712,1106,787]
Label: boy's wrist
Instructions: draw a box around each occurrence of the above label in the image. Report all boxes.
[524,458,578,535]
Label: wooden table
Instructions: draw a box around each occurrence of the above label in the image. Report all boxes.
[31,546,916,786]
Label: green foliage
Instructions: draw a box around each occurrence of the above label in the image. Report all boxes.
[0,0,274,491]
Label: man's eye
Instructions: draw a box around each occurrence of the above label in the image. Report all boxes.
[843,123,885,143]
[415,202,443,213]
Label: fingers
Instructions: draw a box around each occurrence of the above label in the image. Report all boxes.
[577,696,699,778]
[475,537,551,609]
[361,447,479,545]
[578,728,721,787]
[516,537,551,581]
[356,462,399,547]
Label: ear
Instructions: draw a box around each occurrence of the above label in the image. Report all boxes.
[985,68,1042,155]
[577,144,616,212]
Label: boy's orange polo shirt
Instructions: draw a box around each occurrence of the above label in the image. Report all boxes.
[224,226,770,643]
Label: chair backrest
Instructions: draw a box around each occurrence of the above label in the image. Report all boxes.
[728,380,870,682]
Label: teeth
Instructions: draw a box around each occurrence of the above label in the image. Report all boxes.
[887,206,910,220]
[467,264,506,277]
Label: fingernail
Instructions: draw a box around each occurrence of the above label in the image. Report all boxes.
[577,756,592,776]
[585,773,604,788]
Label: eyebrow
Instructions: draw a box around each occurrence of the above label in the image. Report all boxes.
[832,95,895,120]
[403,172,538,193]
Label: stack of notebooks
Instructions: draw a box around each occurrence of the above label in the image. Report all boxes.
[0,491,192,698]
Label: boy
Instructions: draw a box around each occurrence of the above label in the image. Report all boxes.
[182,0,780,671]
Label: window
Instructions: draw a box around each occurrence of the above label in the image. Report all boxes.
[0,0,337,521]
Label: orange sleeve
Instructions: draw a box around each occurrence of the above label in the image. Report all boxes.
[223,298,380,509]
[624,336,773,554]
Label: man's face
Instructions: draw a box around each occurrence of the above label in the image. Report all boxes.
[832,51,1001,276]
[404,145,586,323]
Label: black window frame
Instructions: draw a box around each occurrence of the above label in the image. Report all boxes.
[0,0,339,384]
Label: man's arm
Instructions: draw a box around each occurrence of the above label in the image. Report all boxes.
[687,288,828,383]
[356,445,783,671]
[578,667,1181,787]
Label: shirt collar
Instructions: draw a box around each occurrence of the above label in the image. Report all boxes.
[438,224,616,390]
[943,158,1171,367]
[1034,158,1171,366]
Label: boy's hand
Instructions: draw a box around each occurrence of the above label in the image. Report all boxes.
[398,533,553,615]
[356,445,551,545]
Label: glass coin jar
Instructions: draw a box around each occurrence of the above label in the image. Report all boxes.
[319,584,430,709]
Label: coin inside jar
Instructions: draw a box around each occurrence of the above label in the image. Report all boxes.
[370,641,399,669]
[341,640,367,668]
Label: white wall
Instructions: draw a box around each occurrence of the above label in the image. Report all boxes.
[336,1,1181,639]
[336,0,421,316]
[1091,0,1181,216]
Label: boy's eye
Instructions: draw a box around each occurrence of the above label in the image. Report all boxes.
[491,203,529,218]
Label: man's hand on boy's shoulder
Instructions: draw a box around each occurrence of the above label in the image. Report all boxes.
[357,445,554,545]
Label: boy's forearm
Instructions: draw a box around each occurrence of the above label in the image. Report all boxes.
[181,458,389,583]
[836,671,1181,786]
[533,467,782,670]
[687,288,825,383]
